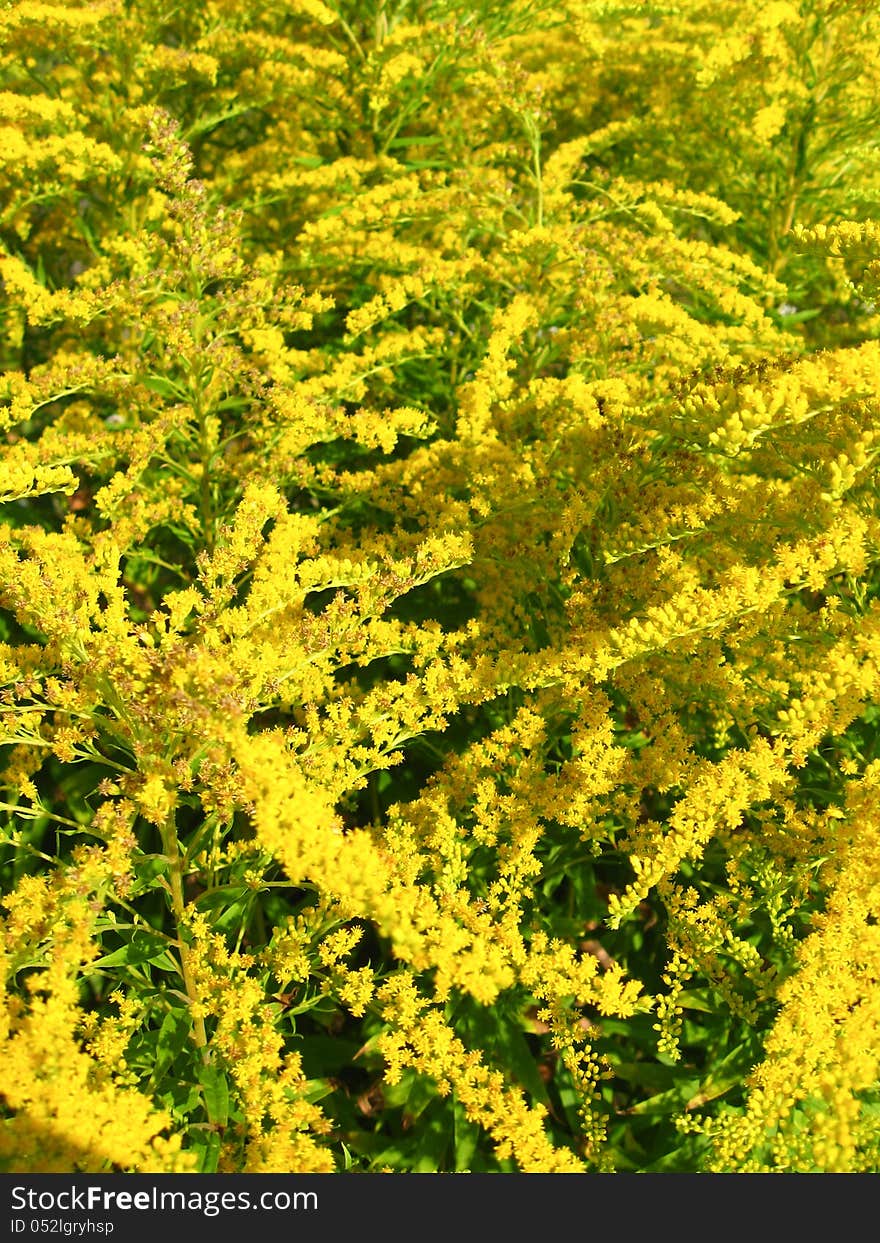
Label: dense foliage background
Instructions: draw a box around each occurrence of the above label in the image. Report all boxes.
[2,0,880,1173]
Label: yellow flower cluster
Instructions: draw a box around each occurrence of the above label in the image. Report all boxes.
[691,765,880,1170]
[0,854,192,1171]
[2,0,880,1174]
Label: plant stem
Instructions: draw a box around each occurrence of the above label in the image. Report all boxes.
[162,811,210,1059]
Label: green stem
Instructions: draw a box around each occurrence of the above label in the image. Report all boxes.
[532,128,543,229]
[161,811,210,1059]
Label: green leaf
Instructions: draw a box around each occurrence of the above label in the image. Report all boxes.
[142,374,186,400]
[387,134,445,149]
[199,1064,230,1127]
[676,989,715,1013]
[192,884,249,912]
[151,1006,193,1085]
[91,929,177,970]
[626,1083,700,1117]
[607,1058,682,1092]
[295,1035,362,1078]
[685,1042,750,1109]
[498,1027,551,1106]
[775,306,822,324]
[300,1078,336,1105]
[132,855,169,886]
[453,1095,479,1172]
[459,1003,550,1106]
[190,1129,221,1173]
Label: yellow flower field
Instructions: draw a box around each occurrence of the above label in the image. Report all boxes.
[2,0,880,1173]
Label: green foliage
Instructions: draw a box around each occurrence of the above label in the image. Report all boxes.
[2,0,880,1175]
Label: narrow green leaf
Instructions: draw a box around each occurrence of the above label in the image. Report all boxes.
[199,1064,230,1127]
[151,1006,192,1084]
[92,929,176,969]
